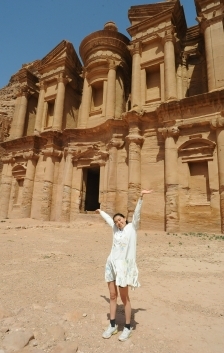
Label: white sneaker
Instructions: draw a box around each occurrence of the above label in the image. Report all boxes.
[118,327,132,341]
[102,324,118,339]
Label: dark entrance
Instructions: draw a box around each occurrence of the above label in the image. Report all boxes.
[82,167,100,211]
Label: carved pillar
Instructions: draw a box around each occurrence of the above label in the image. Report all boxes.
[159,126,180,232]
[52,75,67,130]
[15,87,30,138]
[61,151,73,222]
[163,33,177,101]
[106,134,124,214]
[125,115,144,220]
[41,148,62,221]
[129,42,141,108]
[0,157,13,218]
[211,116,224,233]
[181,53,188,98]
[70,165,83,220]
[105,60,117,118]
[21,152,39,218]
[200,15,224,91]
[79,70,92,128]
[34,81,46,134]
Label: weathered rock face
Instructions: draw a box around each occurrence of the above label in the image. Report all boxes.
[0,0,224,233]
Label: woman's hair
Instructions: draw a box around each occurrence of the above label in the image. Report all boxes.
[113,213,128,224]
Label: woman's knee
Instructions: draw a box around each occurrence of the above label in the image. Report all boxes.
[110,291,118,301]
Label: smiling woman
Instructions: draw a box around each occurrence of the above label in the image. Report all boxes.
[96,189,153,341]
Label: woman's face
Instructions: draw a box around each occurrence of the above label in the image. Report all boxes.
[113,215,126,230]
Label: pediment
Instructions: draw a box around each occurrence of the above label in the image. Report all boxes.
[128,3,176,25]
[178,137,216,162]
[39,40,82,71]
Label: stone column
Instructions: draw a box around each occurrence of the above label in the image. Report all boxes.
[200,15,224,91]
[163,33,177,101]
[125,114,144,220]
[52,75,67,130]
[105,60,117,118]
[211,116,224,233]
[21,152,39,218]
[70,165,83,220]
[106,134,124,214]
[15,87,30,138]
[159,126,180,232]
[79,70,92,128]
[41,148,62,221]
[34,81,46,134]
[0,157,13,218]
[129,42,141,108]
[61,151,73,222]
[102,80,107,116]
[181,53,188,99]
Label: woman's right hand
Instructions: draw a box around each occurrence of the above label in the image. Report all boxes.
[95,209,101,213]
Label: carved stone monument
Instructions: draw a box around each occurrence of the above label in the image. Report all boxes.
[1,0,224,233]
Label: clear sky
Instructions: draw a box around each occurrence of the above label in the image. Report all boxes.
[0,0,197,89]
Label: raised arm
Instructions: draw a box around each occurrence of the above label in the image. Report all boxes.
[132,189,154,230]
[96,209,114,228]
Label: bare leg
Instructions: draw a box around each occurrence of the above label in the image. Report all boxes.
[107,281,118,320]
[119,286,131,324]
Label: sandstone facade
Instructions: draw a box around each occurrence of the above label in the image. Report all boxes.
[1,0,224,233]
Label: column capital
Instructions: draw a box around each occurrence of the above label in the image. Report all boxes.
[128,42,142,56]
[57,73,70,85]
[23,150,39,160]
[197,13,224,32]
[162,31,176,45]
[107,59,119,71]
[125,134,144,146]
[158,126,180,138]
[1,154,15,164]
[36,80,47,91]
[17,85,30,98]
[181,52,189,67]
[42,148,62,158]
[210,114,224,130]
[107,134,124,149]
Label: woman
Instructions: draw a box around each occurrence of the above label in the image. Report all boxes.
[96,189,153,341]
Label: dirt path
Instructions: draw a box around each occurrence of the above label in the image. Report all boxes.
[0,218,223,353]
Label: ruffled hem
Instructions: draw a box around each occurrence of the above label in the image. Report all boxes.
[105,258,140,289]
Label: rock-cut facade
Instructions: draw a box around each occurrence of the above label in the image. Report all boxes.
[0,0,224,233]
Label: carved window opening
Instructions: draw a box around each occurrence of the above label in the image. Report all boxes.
[14,178,24,205]
[90,82,103,115]
[188,161,210,205]
[145,64,161,103]
[46,100,55,127]
[12,164,26,206]
[80,167,100,212]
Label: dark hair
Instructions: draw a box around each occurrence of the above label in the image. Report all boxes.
[113,213,128,224]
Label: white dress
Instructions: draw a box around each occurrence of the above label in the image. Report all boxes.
[99,199,142,288]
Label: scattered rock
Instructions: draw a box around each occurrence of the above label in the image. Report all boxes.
[2,329,34,351]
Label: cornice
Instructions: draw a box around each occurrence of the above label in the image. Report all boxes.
[63,119,128,141]
[157,89,224,127]
[0,135,46,151]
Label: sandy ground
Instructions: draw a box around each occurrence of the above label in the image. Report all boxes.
[0,215,224,353]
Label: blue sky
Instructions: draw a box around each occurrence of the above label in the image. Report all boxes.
[0,0,197,89]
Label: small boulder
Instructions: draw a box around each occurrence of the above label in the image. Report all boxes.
[2,329,34,351]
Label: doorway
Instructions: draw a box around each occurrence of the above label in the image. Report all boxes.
[81,167,100,212]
